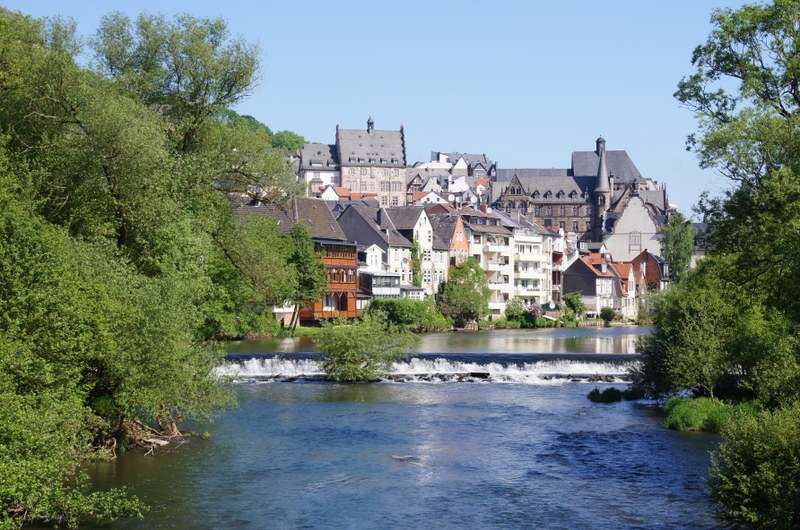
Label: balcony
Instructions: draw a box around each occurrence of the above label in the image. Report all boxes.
[484,242,511,254]
[485,260,510,272]
[488,301,507,311]
[487,281,512,292]
[514,252,540,261]
[515,269,542,279]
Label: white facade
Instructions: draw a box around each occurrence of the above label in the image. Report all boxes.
[512,229,549,305]
[471,231,514,315]
[603,197,662,261]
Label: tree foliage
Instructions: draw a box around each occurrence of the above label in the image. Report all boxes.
[659,212,696,281]
[0,8,317,526]
[647,5,800,516]
[562,291,586,319]
[316,313,418,382]
[710,404,800,528]
[365,297,452,332]
[270,130,306,153]
[437,258,490,327]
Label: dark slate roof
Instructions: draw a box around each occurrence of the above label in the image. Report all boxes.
[337,122,405,167]
[338,204,412,248]
[385,206,425,230]
[428,215,459,246]
[432,231,449,251]
[571,150,641,182]
[496,168,569,180]
[300,143,339,171]
[637,189,669,212]
[236,198,347,241]
[495,173,595,202]
[433,151,493,169]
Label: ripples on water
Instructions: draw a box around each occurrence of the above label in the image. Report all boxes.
[89,328,723,530]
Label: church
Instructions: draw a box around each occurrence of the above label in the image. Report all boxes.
[491,137,671,261]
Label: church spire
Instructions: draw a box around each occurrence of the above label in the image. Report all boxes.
[594,136,610,193]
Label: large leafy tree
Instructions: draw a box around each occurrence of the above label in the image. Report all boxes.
[675,0,800,320]
[437,258,490,327]
[659,212,696,281]
[661,2,800,525]
[287,223,328,332]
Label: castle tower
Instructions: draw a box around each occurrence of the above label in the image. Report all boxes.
[593,136,611,239]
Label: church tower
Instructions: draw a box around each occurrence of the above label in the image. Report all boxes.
[593,136,611,239]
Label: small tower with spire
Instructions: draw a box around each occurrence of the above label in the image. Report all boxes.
[367,116,374,134]
[593,136,611,239]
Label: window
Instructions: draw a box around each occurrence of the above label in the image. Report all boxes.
[559,206,566,216]
[544,218,552,227]
[348,168,355,176]
[534,207,540,216]
[586,222,592,232]
[391,196,399,206]
[391,182,402,192]
[629,230,642,251]
[381,196,388,206]
[360,168,367,176]
[392,169,399,176]
[381,181,390,192]
[544,191,552,199]
[423,250,431,261]
[369,181,375,192]
[532,191,540,199]
[573,206,580,216]
[546,206,552,215]
[559,221,565,230]
[383,169,389,176]
[556,191,564,199]
[573,221,579,231]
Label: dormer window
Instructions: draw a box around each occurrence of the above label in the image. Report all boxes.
[569,190,577,199]
[532,191,540,199]
[391,158,399,164]
[544,191,552,199]
[556,190,564,199]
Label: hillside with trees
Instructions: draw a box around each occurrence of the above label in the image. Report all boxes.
[0,9,318,528]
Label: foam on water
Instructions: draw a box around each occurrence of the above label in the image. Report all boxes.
[216,356,637,384]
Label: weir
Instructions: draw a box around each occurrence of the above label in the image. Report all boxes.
[215,353,638,384]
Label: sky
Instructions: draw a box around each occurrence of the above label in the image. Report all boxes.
[5,0,749,216]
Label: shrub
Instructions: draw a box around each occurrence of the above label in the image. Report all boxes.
[600,307,618,326]
[710,404,800,528]
[588,387,624,403]
[315,313,418,382]
[663,397,760,432]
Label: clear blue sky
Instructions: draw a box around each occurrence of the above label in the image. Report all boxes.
[6,0,748,216]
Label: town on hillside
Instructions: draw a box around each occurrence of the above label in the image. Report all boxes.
[238,117,699,324]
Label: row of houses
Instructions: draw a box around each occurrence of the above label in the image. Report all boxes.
[298,119,671,264]
[235,196,670,325]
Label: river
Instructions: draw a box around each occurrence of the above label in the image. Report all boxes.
[88,327,723,529]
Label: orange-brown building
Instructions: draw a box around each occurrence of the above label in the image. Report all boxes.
[236,197,360,322]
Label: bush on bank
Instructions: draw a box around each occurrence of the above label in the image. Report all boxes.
[710,403,800,528]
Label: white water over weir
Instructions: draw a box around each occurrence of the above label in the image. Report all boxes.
[215,356,638,384]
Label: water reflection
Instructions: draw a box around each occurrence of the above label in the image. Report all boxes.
[225,327,652,356]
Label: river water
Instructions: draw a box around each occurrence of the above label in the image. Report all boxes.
[89,327,723,529]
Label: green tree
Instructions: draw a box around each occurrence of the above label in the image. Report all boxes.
[92,12,260,152]
[410,239,423,287]
[562,291,586,319]
[287,223,328,332]
[659,212,696,281]
[270,130,306,153]
[599,307,618,327]
[675,0,800,320]
[437,258,490,327]
[710,404,800,528]
[316,313,418,382]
